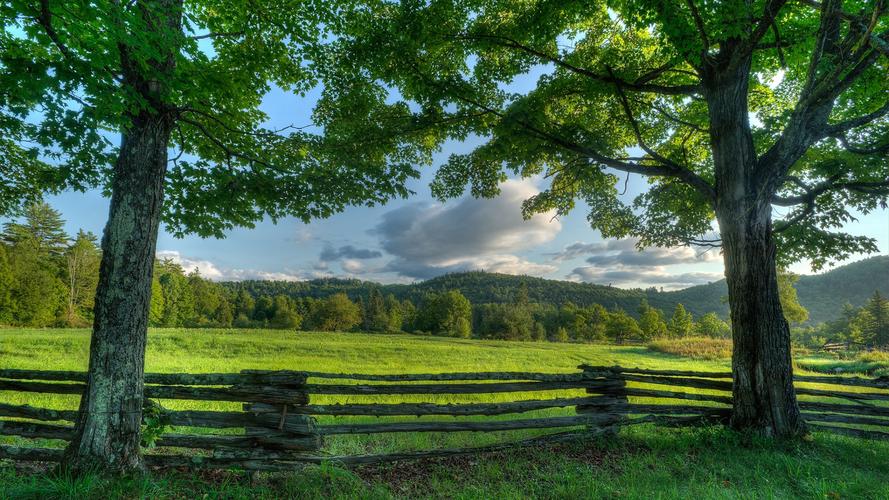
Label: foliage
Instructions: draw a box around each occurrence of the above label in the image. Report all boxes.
[308,293,362,332]
[668,304,694,338]
[415,290,473,338]
[693,312,731,339]
[140,400,172,449]
[778,271,809,325]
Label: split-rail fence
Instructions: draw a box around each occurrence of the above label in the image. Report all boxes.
[0,365,887,470]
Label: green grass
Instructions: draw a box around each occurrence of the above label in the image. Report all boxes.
[797,349,889,377]
[1,328,889,499]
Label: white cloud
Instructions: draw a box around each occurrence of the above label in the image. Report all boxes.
[568,266,723,290]
[373,179,562,279]
[554,238,723,290]
[156,250,313,282]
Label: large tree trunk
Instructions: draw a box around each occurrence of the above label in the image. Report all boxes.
[705,50,805,438]
[62,112,173,473]
[717,203,805,437]
[62,0,182,473]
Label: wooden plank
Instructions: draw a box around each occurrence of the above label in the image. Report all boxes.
[602,374,733,391]
[317,414,620,435]
[0,403,77,422]
[803,412,889,427]
[800,402,889,417]
[0,445,62,462]
[579,365,733,379]
[578,402,731,417]
[0,380,84,394]
[167,410,315,434]
[305,379,622,395]
[794,374,889,390]
[0,369,308,386]
[0,420,73,440]
[0,380,307,404]
[156,433,322,451]
[795,386,889,402]
[248,396,608,417]
[810,423,889,440]
[621,388,733,405]
[145,385,308,405]
[304,371,594,382]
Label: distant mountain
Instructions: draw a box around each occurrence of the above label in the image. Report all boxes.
[661,255,889,324]
[225,255,889,325]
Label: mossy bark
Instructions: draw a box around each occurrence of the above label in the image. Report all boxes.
[62,0,182,473]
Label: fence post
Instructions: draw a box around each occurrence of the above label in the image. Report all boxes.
[240,370,322,453]
[576,365,628,435]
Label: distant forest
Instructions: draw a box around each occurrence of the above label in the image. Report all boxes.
[2,202,887,347]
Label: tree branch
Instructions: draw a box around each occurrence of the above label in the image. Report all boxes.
[451,33,701,95]
[773,175,889,206]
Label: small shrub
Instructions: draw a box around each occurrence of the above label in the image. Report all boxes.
[647,337,733,360]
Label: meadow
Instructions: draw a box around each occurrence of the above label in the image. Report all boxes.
[1,328,889,499]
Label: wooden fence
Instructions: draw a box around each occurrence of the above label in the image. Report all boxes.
[0,365,888,470]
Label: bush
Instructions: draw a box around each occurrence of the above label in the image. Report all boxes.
[648,337,733,360]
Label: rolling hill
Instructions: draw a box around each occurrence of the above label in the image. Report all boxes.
[227,255,889,325]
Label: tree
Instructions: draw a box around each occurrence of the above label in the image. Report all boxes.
[269,295,302,330]
[311,293,361,332]
[638,299,668,340]
[64,231,101,326]
[695,312,732,338]
[0,245,14,324]
[859,291,889,347]
[668,304,695,339]
[778,271,809,325]
[362,287,390,332]
[329,0,889,437]
[3,0,421,471]
[417,291,472,337]
[606,309,643,344]
[1,202,69,258]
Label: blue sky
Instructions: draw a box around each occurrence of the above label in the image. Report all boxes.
[35,75,889,290]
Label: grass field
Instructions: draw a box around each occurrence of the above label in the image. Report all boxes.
[1,328,889,499]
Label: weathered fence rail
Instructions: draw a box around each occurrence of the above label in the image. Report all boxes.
[1,365,888,469]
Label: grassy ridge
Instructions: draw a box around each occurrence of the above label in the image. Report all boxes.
[1,328,888,498]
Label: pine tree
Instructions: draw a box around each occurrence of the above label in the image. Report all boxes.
[1,202,69,258]
[859,292,889,348]
[668,304,694,338]
[0,245,13,323]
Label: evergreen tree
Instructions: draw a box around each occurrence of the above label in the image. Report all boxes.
[1,202,69,257]
[638,303,668,340]
[362,287,390,332]
[859,292,889,348]
[385,294,403,332]
[668,304,694,338]
[0,245,13,323]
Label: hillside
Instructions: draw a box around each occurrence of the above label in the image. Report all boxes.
[226,255,889,324]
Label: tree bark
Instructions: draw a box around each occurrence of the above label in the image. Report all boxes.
[705,50,805,438]
[62,112,173,473]
[60,0,183,473]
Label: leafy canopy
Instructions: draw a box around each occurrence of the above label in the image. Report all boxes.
[1,0,428,237]
[322,0,888,268]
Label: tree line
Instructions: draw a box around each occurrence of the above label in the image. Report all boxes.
[3,201,852,347]
[793,292,889,349]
